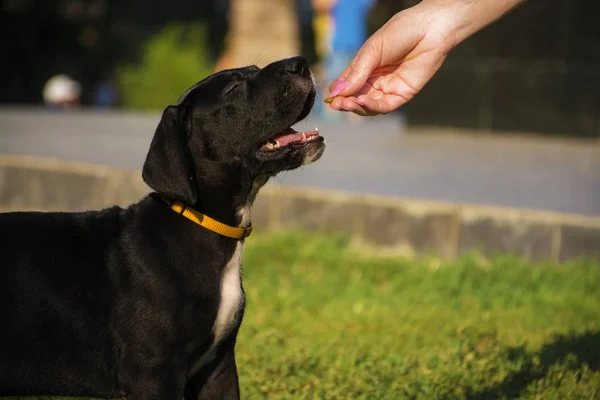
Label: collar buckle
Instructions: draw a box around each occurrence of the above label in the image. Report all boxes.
[241,225,253,238]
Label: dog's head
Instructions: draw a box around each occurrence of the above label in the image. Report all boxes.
[142,56,325,211]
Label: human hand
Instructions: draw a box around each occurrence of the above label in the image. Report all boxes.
[325,0,525,116]
[325,1,459,116]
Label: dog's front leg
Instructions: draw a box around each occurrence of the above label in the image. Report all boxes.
[124,365,188,400]
[184,344,240,400]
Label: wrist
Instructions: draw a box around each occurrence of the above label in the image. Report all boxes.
[413,0,526,50]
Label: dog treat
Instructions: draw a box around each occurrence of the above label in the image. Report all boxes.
[324,97,334,104]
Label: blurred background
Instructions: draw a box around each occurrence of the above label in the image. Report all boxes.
[1,2,599,396]
[0,0,598,217]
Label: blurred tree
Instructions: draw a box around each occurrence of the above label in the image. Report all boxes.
[117,23,214,110]
[218,0,300,69]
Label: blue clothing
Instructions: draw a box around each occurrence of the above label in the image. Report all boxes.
[93,82,117,108]
[331,0,376,53]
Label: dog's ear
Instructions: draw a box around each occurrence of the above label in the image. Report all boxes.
[142,105,198,205]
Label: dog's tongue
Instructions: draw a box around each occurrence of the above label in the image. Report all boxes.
[271,128,319,146]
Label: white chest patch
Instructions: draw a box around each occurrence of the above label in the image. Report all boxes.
[213,241,244,343]
[193,242,244,373]
[192,183,263,372]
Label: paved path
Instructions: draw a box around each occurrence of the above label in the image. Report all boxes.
[1,107,598,216]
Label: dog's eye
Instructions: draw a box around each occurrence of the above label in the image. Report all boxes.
[223,83,239,98]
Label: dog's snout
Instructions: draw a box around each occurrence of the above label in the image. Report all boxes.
[284,57,310,77]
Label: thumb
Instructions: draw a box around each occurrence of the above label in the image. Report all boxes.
[328,39,379,97]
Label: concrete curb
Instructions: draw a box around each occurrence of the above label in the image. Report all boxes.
[1,155,599,262]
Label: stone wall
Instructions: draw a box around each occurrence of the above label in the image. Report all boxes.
[1,155,599,263]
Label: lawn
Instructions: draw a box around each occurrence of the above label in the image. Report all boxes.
[4,231,600,399]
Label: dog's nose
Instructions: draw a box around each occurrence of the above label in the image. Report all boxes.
[284,57,310,77]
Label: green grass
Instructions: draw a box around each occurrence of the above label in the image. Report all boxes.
[5,231,600,399]
[237,232,600,399]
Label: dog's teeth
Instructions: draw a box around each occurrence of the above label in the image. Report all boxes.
[274,140,280,148]
[302,133,306,142]
[315,127,319,132]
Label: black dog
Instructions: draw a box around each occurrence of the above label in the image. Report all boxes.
[0,56,325,399]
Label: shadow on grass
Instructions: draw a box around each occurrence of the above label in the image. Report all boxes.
[467,330,600,400]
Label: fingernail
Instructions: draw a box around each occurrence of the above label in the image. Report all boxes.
[353,98,365,106]
[329,80,348,97]
[331,76,345,87]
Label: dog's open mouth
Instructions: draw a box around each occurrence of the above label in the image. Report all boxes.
[259,128,321,152]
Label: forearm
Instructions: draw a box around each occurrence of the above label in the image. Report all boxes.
[416,0,527,48]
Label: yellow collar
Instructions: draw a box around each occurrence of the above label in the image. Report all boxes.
[165,199,253,240]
